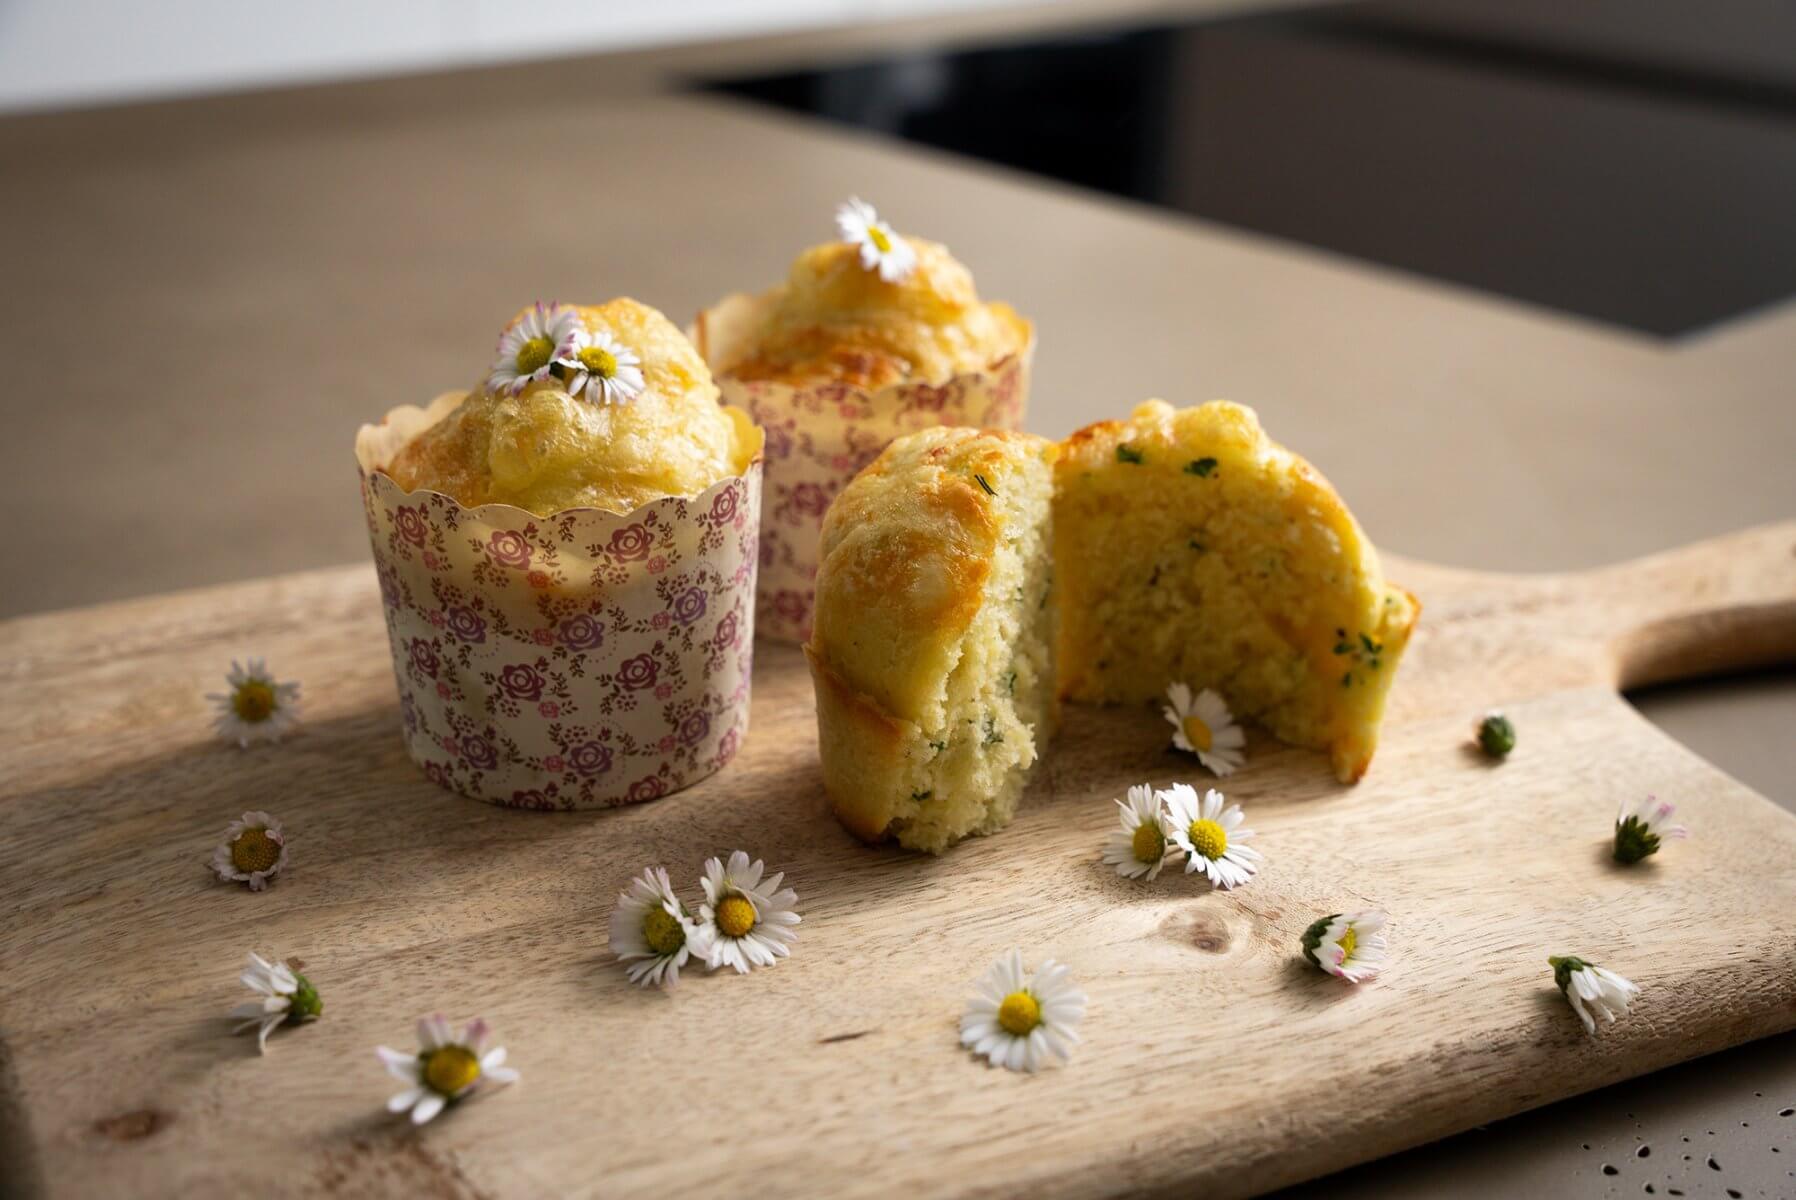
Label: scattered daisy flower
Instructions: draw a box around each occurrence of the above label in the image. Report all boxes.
[696,850,800,974]
[207,658,301,747]
[959,949,1086,1073]
[210,811,288,891]
[1161,783,1261,889]
[1549,956,1640,1035]
[835,197,917,283]
[1101,783,1170,880]
[608,866,699,988]
[564,327,645,405]
[1614,794,1687,864]
[1300,910,1388,983]
[1163,682,1246,776]
[229,951,321,1053]
[1476,711,1516,758]
[487,301,583,396]
[377,1014,519,1125]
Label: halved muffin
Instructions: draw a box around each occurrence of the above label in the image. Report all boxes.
[805,427,1058,852]
[1055,400,1418,783]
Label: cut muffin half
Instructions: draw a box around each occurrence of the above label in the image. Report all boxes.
[805,427,1058,852]
[1055,400,1418,783]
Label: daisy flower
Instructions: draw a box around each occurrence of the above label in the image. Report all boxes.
[486,301,582,396]
[1549,956,1640,1035]
[695,850,800,973]
[207,658,300,747]
[835,197,917,283]
[1101,784,1170,880]
[1300,910,1388,983]
[377,1014,519,1125]
[1163,682,1246,776]
[1614,794,1688,864]
[229,952,321,1053]
[564,327,645,405]
[608,866,699,988]
[1161,783,1261,888]
[210,811,289,891]
[959,949,1086,1073]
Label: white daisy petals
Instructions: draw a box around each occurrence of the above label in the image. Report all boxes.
[694,850,801,974]
[1160,783,1260,889]
[1550,957,1640,1035]
[1163,682,1246,777]
[835,197,918,283]
[1614,794,1688,864]
[230,951,320,1053]
[376,1014,518,1124]
[959,949,1087,1072]
[210,811,289,891]
[1301,910,1388,983]
[486,301,583,396]
[1101,784,1170,880]
[608,866,700,989]
[564,327,646,406]
[207,658,300,748]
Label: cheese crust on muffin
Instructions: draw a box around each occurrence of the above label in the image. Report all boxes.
[708,239,1030,391]
[805,427,1058,853]
[384,298,753,516]
[1055,400,1418,783]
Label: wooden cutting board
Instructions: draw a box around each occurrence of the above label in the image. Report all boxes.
[3,522,1794,1200]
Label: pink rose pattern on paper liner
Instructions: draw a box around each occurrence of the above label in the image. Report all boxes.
[727,348,1030,644]
[360,463,761,810]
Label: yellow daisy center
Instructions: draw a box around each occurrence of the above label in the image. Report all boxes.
[1182,714,1214,752]
[423,1045,480,1096]
[642,906,685,956]
[514,335,555,376]
[230,828,279,873]
[1187,817,1227,860]
[577,345,618,378]
[997,990,1041,1037]
[232,680,277,723]
[716,894,757,939]
[868,224,893,254]
[1338,926,1357,960]
[1131,822,1164,865]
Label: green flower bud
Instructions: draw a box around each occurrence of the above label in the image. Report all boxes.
[288,972,323,1022]
[1477,713,1516,758]
[1613,816,1661,865]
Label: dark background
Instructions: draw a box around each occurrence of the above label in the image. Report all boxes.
[708,0,1796,337]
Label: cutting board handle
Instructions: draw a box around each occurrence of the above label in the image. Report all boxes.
[1592,520,1796,690]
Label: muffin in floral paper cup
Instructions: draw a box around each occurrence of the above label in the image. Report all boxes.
[695,198,1033,643]
[355,297,764,810]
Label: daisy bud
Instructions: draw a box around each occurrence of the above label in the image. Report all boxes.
[1476,712,1515,758]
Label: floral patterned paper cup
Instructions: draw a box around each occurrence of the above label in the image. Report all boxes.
[355,393,764,810]
[695,294,1033,643]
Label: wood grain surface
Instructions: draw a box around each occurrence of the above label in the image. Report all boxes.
[2,522,1794,1200]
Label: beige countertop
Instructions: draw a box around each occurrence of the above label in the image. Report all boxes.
[1,49,1791,1198]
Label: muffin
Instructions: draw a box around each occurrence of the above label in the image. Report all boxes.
[805,401,1417,850]
[696,199,1034,644]
[387,298,754,515]
[805,427,1057,852]
[1055,400,1418,783]
[355,299,764,810]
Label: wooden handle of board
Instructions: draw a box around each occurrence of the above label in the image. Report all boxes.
[1586,520,1796,691]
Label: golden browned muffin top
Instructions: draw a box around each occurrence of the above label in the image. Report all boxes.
[714,232,1030,390]
[383,298,756,516]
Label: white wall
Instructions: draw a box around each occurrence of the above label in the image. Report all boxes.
[0,0,1060,113]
